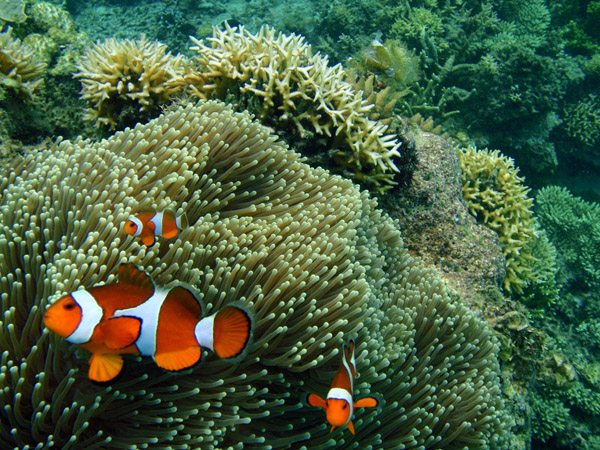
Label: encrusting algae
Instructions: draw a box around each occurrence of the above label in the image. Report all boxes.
[0,100,510,448]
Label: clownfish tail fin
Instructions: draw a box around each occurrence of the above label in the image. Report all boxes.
[176,212,188,230]
[212,303,253,359]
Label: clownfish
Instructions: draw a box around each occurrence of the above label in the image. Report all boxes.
[43,263,252,382]
[307,339,378,434]
[124,210,188,246]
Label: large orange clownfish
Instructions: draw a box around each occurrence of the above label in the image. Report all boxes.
[44,263,252,382]
[307,339,378,434]
[124,210,188,246]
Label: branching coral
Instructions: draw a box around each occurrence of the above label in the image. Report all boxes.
[458,146,538,293]
[180,23,401,192]
[0,26,46,100]
[73,35,186,129]
[536,185,600,290]
[0,100,509,448]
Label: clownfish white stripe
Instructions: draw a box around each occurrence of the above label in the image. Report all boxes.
[342,350,354,393]
[113,287,169,357]
[327,387,354,425]
[150,212,164,237]
[128,216,143,237]
[175,214,183,229]
[67,290,103,345]
[194,313,216,351]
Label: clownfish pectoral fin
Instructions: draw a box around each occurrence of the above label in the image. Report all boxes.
[354,396,378,408]
[118,263,155,293]
[154,346,201,371]
[89,353,124,382]
[212,305,252,359]
[347,420,355,435]
[101,317,142,350]
[306,393,327,409]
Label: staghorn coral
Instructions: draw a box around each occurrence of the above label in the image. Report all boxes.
[73,35,186,129]
[458,146,538,294]
[180,23,401,192]
[0,99,509,448]
[0,26,46,100]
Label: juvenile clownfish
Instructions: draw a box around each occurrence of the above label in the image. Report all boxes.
[43,263,252,382]
[124,210,188,246]
[307,339,378,435]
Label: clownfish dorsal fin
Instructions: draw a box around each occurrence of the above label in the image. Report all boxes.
[307,393,327,409]
[154,346,202,371]
[118,263,155,293]
[89,353,124,382]
[101,316,142,350]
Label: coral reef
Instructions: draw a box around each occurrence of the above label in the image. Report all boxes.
[562,94,600,152]
[383,123,506,308]
[535,186,600,290]
[0,26,46,100]
[0,100,509,448]
[181,23,402,192]
[0,0,25,23]
[73,35,186,129]
[458,146,537,294]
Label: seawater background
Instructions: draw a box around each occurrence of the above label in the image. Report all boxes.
[12,0,600,448]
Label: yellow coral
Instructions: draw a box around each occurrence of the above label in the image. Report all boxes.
[0,26,46,99]
[74,35,186,129]
[458,146,537,293]
[181,23,401,190]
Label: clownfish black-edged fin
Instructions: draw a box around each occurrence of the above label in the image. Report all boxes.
[212,304,253,359]
[168,285,204,317]
[101,317,141,350]
[306,392,327,409]
[89,353,124,382]
[354,396,379,408]
[155,346,202,371]
[118,263,155,292]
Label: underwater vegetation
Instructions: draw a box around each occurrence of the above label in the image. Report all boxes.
[0,99,509,448]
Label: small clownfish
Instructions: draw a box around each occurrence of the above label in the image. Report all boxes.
[43,263,252,382]
[124,210,188,246]
[307,339,378,435]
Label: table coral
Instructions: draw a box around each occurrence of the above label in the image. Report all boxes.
[0,100,509,448]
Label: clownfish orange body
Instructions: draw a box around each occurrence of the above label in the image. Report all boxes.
[43,263,252,382]
[124,210,188,246]
[307,339,378,434]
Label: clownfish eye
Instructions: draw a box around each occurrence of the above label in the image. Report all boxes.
[126,222,136,229]
[63,302,76,311]
[343,403,347,409]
